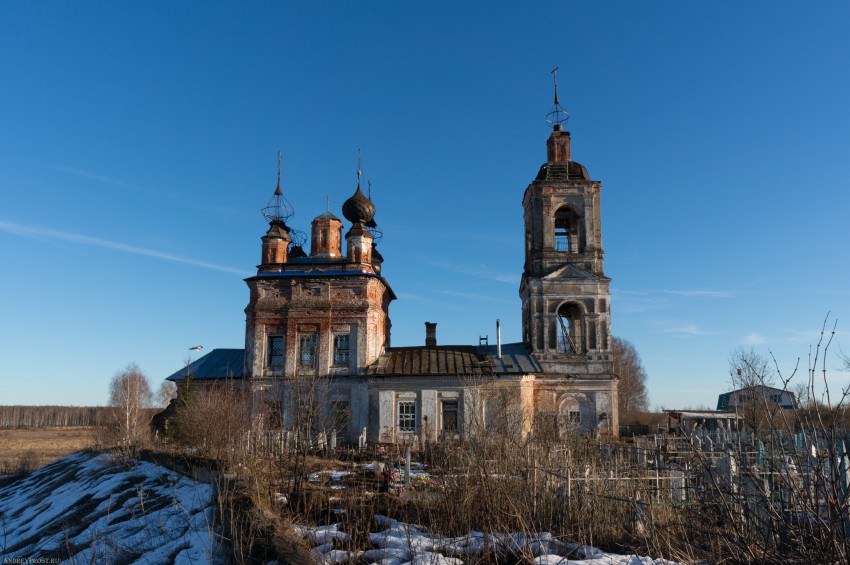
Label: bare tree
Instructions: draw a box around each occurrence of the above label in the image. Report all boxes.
[728,346,774,389]
[175,382,249,466]
[108,363,153,452]
[727,347,778,433]
[611,336,649,413]
[157,380,177,408]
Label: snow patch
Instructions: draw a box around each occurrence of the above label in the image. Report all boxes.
[0,451,226,563]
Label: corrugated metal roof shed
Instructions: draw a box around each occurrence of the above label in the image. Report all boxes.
[166,349,244,382]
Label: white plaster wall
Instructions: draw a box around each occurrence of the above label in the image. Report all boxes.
[378,390,394,442]
[420,389,437,442]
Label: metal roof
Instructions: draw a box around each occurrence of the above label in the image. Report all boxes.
[366,342,542,377]
[479,342,542,374]
[167,343,541,382]
[313,211,341,221]
[367,346,493,377]
[166,348,244,382]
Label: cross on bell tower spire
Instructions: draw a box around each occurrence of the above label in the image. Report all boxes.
[545,65,570,130]
[552,65,560,105]
[275,150,283,195]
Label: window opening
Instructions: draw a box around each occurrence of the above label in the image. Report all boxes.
[264,400,282,430]
[398,400,416,433]
[557,304,583,354]
[554,227,570,252]
[332,400,350,432]
[441,400,459,433]
[554,207,582,253]
[333,334,350,365]
[268,335,285,368]
[299,334,317,366]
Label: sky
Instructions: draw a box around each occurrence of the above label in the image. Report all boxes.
[0,1,848,408]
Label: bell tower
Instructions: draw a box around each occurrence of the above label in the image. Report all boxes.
[519,70,613,377]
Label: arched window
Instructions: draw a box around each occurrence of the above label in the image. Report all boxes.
[554,207,582,253]
[557,303,584,354]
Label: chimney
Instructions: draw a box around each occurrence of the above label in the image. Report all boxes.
[425,322,437,348]
[496,319,502,359]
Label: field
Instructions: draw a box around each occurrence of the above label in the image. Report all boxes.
[0,426,101,474]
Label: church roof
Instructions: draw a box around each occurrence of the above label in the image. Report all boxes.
[367,346,493,377]
[479,342,543,373]
[313,211,341,221]
[366,342,541,377]
[165,348,244,382]
[535,161,590,182]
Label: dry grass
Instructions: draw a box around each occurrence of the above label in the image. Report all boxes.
[0,426,101,473]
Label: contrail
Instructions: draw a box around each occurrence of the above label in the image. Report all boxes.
[0,220,249,276]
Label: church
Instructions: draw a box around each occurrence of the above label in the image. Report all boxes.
[167,84,619,443]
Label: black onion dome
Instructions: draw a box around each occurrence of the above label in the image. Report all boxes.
[341,184,376,224]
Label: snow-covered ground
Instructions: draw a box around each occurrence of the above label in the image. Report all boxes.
[294,514,680,565]
[0,451,226,563]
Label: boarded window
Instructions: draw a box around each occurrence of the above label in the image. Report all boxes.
[268,335,285,368]
[333,334,350,365]
[398,401,416,433]
[299,334,317,366]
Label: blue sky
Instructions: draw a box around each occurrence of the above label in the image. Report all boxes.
[1,2,848,408]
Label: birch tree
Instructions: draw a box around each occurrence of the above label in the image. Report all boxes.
[108,363,153,452]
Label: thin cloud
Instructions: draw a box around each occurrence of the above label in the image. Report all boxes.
[742,332,768,345]
[394,292,447,304]
[422,258,519,284]
[614,295,670,314]
[778,329,823,344]
[612,288,731,314]
[49,164,127,187]
[664,289,733,298]
[655,321,717,337]
[0,220,249,276]
[440,290,515,305]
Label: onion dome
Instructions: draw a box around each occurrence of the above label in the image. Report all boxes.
[342,184,375,225]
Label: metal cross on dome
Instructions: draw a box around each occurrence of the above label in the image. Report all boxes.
[357,148,363,185]
[545,65,570,128]
[262,150,295,223]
